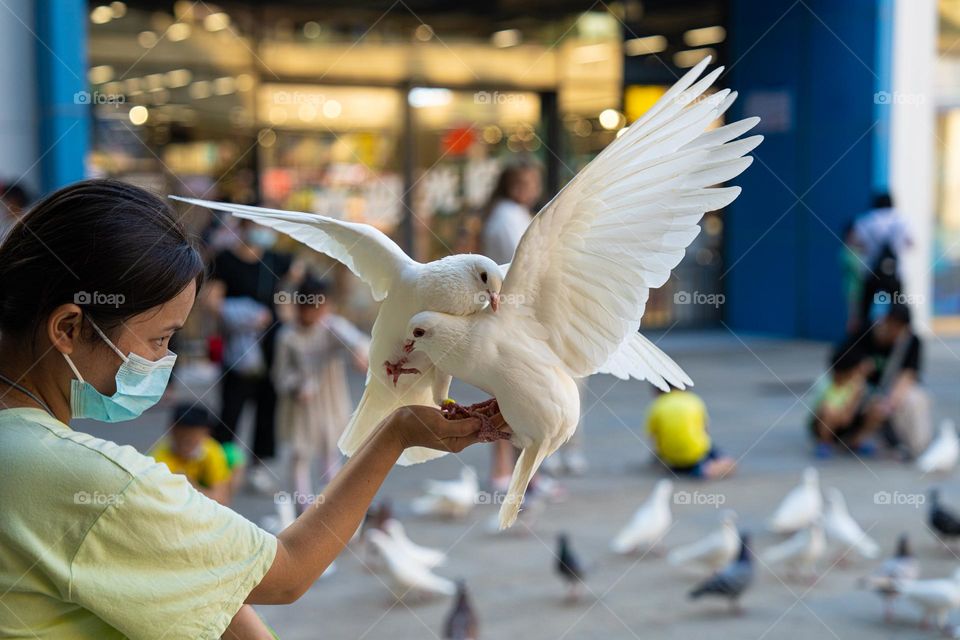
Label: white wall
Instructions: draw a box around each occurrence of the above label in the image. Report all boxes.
[891,0,937,332]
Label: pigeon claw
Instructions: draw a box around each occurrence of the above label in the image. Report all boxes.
[440,398,510,442]
[384,359,421,386]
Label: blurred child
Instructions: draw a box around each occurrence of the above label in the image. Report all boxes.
[810,346,873,458]
[647,387,736,479]
[273,278,369,512]
[151,404,233,505]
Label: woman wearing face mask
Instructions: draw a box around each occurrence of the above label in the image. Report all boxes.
[0,179,504,638]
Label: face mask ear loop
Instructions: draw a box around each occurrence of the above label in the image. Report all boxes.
[86,317,130,363]
[62,353,86,384]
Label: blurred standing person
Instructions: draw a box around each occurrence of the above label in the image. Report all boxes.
[480,162,583,489]
[853,193,913,330]
[840,221,865,334]
[273,278,369,512]
[206,217,302,493]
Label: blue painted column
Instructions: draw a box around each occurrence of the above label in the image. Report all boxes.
[724,0,888,340]
[35,0,89,193]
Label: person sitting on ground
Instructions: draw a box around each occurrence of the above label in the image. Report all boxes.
[151,404,234,505]
[646,387,736,479]
[857,302,931,458]
[810,346,872,458]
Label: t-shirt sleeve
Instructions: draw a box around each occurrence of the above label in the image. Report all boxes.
[68,460,277,639]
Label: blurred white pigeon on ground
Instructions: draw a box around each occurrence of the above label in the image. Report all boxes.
[411,466,480,519]
[365,528,456,599]
[611,480,675,554]
[762,521,825,581]
[859,534,920,622]
[668,510,740,572]
[895,568,960,631]
[768,467,823,534]
[383,519,447,569]
[823,487,879,560]
[402,57,761,528]
[917,419,959,474]
[173,196,506,466]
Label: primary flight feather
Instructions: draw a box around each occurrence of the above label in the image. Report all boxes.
[403,57,762,528]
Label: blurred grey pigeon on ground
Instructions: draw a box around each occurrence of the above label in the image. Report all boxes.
[689,532,754,614]
[556,533,587,604]
[859,534,920,623]
[443,580,478,640]
[930,489,960,549]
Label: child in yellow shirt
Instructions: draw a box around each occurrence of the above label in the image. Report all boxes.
[151,404,233,505]
[647,388,736,479]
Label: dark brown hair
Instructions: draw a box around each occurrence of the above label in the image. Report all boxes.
[0,178,205,341]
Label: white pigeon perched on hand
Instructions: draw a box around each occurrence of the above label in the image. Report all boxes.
[762,521,825,582]
[172,196,507,466]
[823,487,879,560]
[365,528,456,600]
[383,519,447,569]
[768,467,823,534]
[895,568,960,632]
[401,57,761,528]
[411,466,480,520]
[611,479,675,555]
[917,419,959,474]
[668,510,740,572]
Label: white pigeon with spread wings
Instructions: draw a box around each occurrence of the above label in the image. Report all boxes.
[402,57,761,528]
[173,197,505,466]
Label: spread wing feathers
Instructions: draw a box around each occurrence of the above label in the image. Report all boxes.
[596,331,693,391]
[171,197,416,301]
[501,57,760,376]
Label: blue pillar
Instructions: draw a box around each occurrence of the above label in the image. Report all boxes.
[724,0,886,340]
[35,0,89,193]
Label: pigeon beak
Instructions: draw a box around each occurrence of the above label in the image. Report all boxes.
[403,339,415,354]
[488,290,500,312]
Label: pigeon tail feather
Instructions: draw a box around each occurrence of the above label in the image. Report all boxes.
[498,446,548,530]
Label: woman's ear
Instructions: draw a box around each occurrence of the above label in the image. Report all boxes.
[47,303,84,355]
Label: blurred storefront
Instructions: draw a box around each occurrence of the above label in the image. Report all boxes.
[935,0,960,325]
[78,0,737,329]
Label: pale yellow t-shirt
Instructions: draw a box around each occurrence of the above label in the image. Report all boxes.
[0,408,277,639]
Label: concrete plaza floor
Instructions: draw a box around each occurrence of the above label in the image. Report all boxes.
[81,330,960,639]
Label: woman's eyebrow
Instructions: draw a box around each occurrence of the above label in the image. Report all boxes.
[162,323,185,332]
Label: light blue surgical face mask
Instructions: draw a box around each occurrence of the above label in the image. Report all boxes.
[246,227,277,249]
[62,318,177,422]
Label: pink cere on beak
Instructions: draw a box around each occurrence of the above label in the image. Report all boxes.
[489,290,500,312]
[403,339,415,354]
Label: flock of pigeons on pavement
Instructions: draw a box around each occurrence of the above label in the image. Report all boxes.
[335,427,960,640]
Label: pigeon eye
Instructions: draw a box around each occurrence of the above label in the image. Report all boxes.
[413,328,425,338]
[480,271,488,284]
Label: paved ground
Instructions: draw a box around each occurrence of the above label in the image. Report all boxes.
[80,330,960,639]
